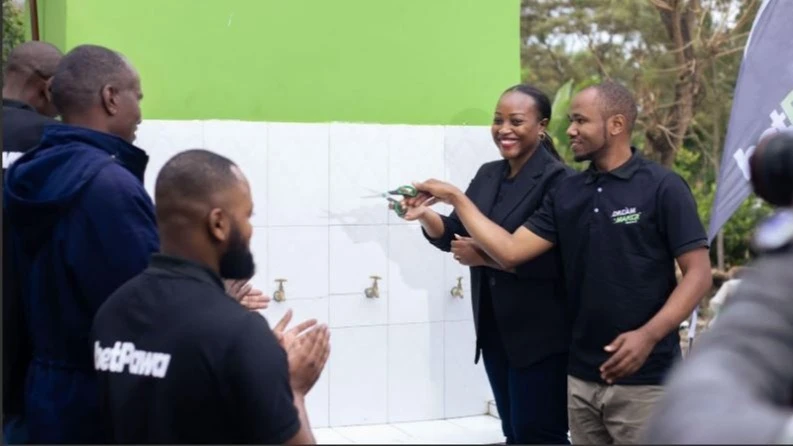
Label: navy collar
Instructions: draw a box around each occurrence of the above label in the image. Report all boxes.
[39,124,149,182]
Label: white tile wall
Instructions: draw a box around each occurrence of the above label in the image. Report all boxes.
[387,125,446,224]
[387,225,445,324]
[329,293,389,328]
[444,320,491,418]
[267,226,329,300]
[267,123,330,227]
[329,226,389,296]
[135,120,204,198]
[329,123,390,225]
[443,125,496,189]
[204,120,268,227]
[443,255,473,322]
[329,326,388,426]
[388,323,445,422]
[137,120,496,428]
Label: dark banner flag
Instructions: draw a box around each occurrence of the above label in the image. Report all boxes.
[708,0,793,241]
[690,0,793,347]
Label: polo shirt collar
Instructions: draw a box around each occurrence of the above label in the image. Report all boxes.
[584,146,642,184]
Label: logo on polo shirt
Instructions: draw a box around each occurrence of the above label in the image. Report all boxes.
[94,341,172,379]
[611,207,642,225]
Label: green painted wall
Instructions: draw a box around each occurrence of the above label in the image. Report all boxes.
[33,0,520,125]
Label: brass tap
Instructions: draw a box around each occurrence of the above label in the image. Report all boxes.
[365,275,381,298]
[450,276,464,298]
[273,278,287,302]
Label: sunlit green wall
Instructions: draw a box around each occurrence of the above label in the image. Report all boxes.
[29,0,520,125]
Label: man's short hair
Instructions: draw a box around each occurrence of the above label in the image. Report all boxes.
[591,80,639,131]
[154,149,242,220]
[50,44,132,115]
[3,41,63,79]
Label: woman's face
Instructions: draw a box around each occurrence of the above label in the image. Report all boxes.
[491,91,546,161]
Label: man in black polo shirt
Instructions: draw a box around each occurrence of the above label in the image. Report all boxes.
[408,81,713,444]
[2,41,63,172]
[92,149,329,444]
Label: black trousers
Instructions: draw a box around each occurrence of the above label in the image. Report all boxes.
[479,299,569,444]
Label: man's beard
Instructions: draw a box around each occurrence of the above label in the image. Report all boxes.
[219,224,255,280]
[573,126,609,163]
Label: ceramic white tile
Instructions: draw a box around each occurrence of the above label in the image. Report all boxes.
[329,226,388,296]
[439,416,505,444]
[443,126,496,189]
[259,296,330,328]
[329,293,388,328]
[329,123,390,225]
[204,120,268,226]
[387,323,444,423]
[444,320,491,418]
[267,226,329,299]
[333,424,414,444]
[134,120,204,198]
[387,226,445,324]
[443,255,473,322]
[267,123,329,226]
[391,419,482,444]
[329,326,388,426]
[313,428,354,444]
[387,125,445,225]
[248,226,268,296]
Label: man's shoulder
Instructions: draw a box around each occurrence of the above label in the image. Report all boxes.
[752,211,793,256]
[81,161,150,205]
[635,156,686,185]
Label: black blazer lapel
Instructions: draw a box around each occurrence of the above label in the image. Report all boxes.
[472,161,504,218]
[491,148,550,224]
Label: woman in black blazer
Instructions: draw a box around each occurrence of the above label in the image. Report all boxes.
[402,85,572,444]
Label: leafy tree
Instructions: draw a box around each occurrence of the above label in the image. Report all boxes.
[3,0,25,68]
[525,0,765,269]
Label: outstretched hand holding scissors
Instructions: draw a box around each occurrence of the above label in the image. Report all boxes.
[362,184,436,218]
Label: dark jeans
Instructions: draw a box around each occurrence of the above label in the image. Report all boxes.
[481,331,570,445]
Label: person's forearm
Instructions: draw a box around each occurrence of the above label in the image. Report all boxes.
[292,392,316,444]
[481,253,516,273]
[418,209,445,240]
[640,262,712,342]
[449,191,536,268]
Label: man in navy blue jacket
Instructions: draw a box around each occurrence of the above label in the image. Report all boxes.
[3,44,157,444]
[3,44,268,445]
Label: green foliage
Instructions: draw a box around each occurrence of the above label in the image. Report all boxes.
[673,146,772,268]
[2,0,26,68]
[524,0,766,268]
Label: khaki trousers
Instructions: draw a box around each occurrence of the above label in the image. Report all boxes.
[567,375,663,444]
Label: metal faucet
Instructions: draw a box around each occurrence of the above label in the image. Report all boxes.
[365,275,381,298]
[273,278,287,302]
[450,276,464,298]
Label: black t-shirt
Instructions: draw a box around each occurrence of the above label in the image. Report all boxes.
[91,254,300,444]
[525,148,708,385]
[2,99,60,173]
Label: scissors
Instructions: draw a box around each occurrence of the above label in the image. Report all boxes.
[362,185,422,217]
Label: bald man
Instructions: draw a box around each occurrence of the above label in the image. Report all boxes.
[4,44,266,444]
[2,41,63,172]
[92,149,329,444]
[3,43,155,444]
